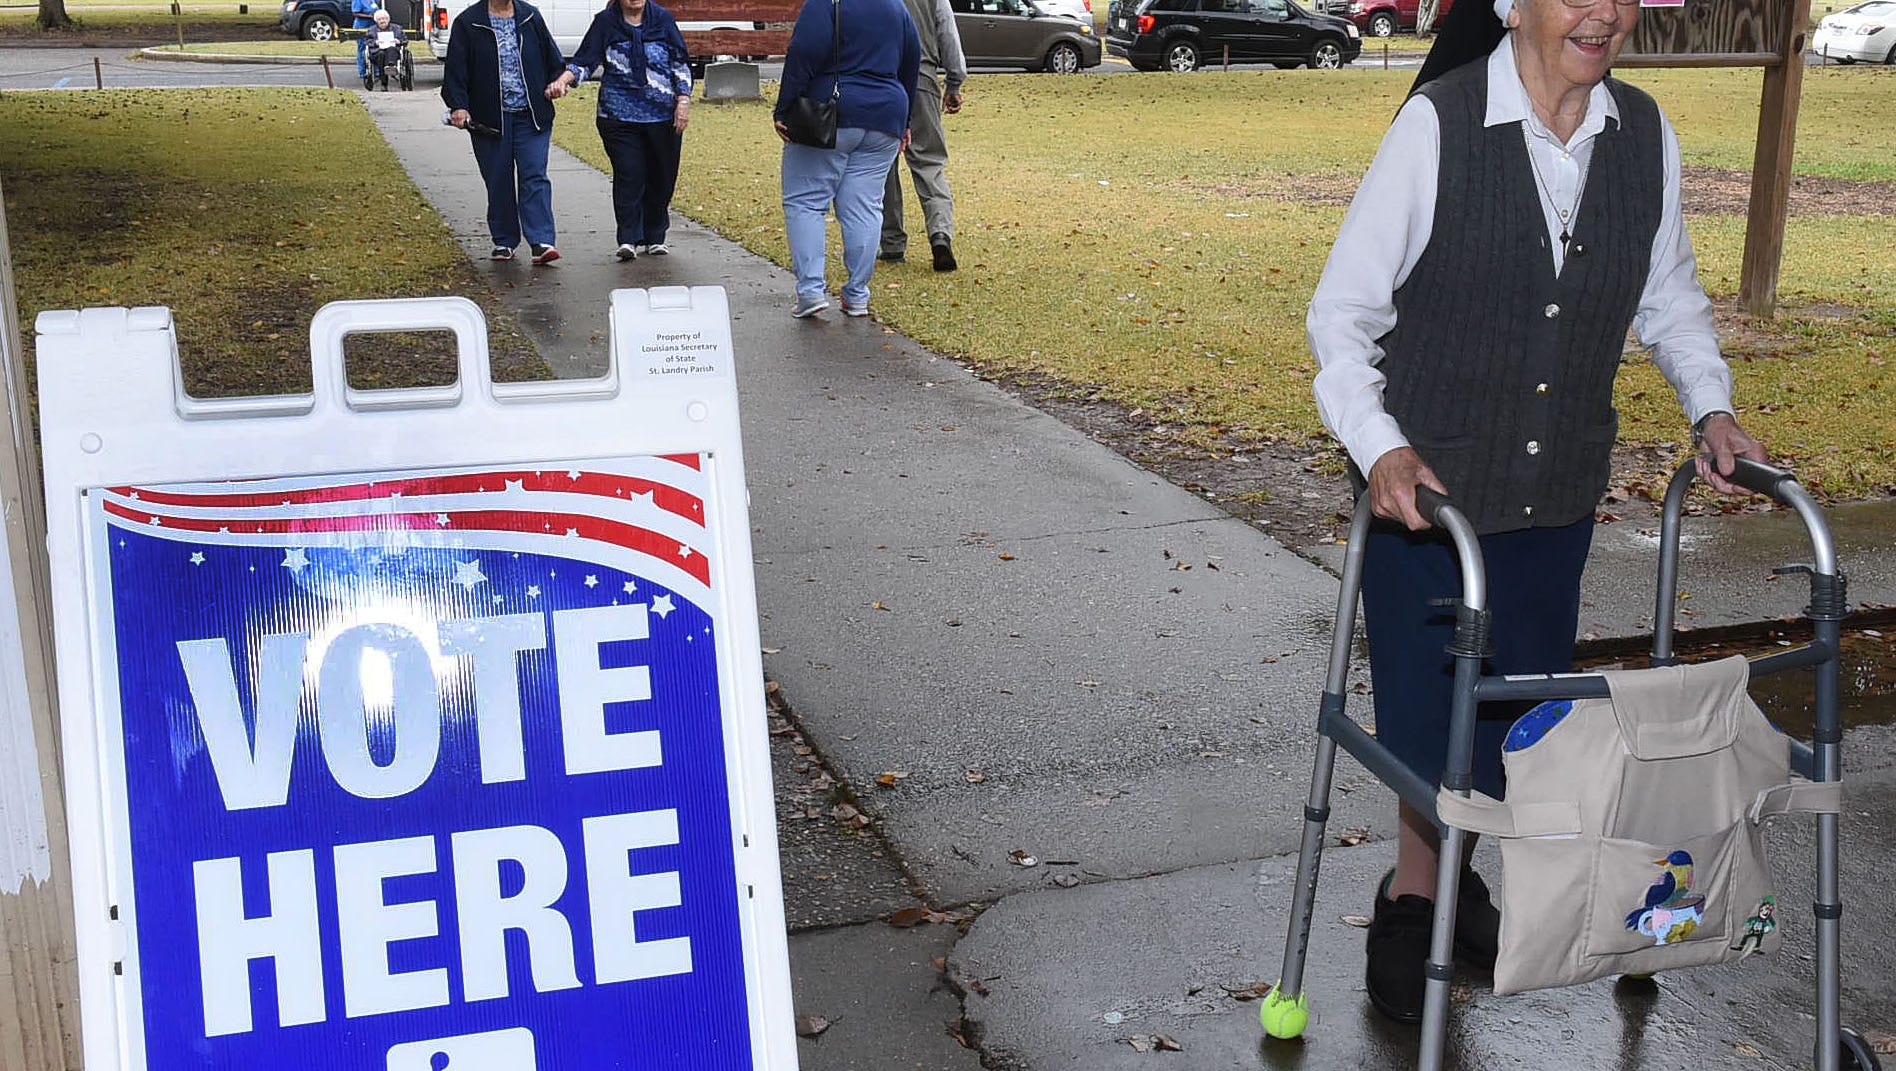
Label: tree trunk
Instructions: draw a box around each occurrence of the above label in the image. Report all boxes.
[36,0,73,31]
[1415,0,1439,36]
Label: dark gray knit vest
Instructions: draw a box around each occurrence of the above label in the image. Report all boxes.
[1380,61,1663,534]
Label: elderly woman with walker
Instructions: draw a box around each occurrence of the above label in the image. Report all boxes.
[1291,0,1767,1032]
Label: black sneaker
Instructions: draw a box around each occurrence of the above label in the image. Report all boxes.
[878,249,905,263]
[1364,874,1432,1023]
[491,246,515,261]
[929,232,956,272]
[529,243,560,265]
[1455,867,1501,970]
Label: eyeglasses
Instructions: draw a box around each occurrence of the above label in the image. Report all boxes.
[1553,0,1642,8]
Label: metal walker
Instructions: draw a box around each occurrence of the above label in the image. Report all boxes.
[1260,458,1883,1071]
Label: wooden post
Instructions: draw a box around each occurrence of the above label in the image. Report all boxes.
[1739,0,1812,317]
[92,56,101,89]
[0,184,84,1071]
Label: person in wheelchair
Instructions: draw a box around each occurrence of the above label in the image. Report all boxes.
[365,8,414,91]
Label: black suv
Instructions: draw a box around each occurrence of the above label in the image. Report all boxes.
[1106,0,1361,71]
[279,0,421,40]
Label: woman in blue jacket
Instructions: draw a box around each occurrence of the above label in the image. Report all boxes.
[442,0,567,264]
[773,0,921,318]
[549,0,694,261]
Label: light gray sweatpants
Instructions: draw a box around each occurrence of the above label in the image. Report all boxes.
[881,71,953,255]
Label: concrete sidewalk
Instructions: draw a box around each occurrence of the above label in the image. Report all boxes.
[364,91,1896,1070]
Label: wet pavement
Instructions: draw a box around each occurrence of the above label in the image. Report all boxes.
[358,89,1896,1070]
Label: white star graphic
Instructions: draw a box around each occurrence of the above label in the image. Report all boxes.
[493,594,505,605]
[638,490,657,505]
[282,548,309,572]
[650,594,675,619]
[453,559,487,590]
[566,528,579,538]
[189,551,205,565]
[567,470,582,480]
[622,580,638,594]
[505,478,524,493]
[676,545,692,559]
[526,585,542,599]
[128,491,140,500]
[584,575,599,588]
[435,513,452,527]
[148,516,162,526]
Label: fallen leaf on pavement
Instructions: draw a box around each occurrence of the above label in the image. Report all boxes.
[1868,1031,1896,1054]
[1340,914,1371,928]
[1053,873,1081,888]
[1008,849,1040,868]
[998,552,1016,561]
[874,771,910,788]
[965,769,987,783]
[871,601,890,611]
[1155,1035,1183,1052]
[1127,1037,1151,1053]
[1732,1042,1764,1058]
[796,1015,832,1038]
[887,907,932,928]
[1336,826,1371,846]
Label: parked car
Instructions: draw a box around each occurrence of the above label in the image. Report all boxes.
[1033,0,1095,25]
[952,0,1104,72]
[1106,0,1360,71]
[281,0,420,41]
[420,0,765,69]
[1812,0,1896,63]
[1344,0,1452,38]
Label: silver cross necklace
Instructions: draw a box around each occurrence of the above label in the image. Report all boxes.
[1523,132,1592,250]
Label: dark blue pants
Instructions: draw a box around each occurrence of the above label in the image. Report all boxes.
[1360,516,1594,799]
[597,117,682,247]
[468,110,555,250]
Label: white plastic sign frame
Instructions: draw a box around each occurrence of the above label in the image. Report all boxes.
[35,290,797,1071]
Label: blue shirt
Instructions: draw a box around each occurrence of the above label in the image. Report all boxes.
[491,14,531,112]
[351,0,377,27]
[569,35,691,124]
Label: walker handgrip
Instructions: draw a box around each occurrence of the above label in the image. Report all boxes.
[1721,457,1797,501]
[1414,485,1455,528]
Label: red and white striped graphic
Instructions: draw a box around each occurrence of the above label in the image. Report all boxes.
[95,454,716,599]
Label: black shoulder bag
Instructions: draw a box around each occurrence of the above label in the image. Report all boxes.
[780,0,841,149]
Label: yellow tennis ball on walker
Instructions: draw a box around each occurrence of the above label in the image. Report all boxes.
[1259,989,1309,1039]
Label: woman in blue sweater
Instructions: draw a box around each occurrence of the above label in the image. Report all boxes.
[773,0,921,318]
[549,0,694,260]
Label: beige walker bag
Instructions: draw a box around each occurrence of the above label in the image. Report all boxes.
[1436,655,1840,996]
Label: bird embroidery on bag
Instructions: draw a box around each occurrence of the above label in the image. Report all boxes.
[1625,850,1708,946]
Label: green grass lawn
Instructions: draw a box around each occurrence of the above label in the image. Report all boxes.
[556,69,1896,499]
[0,5,275,39]
[1,89,546,397]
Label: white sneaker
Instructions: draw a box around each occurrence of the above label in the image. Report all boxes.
[841,299,870,317]
[615,244,637,261]
[644,242,670,256]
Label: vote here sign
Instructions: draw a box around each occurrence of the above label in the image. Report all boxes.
[37,294,795,1071]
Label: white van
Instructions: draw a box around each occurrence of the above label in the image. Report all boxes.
[423,0,765,66]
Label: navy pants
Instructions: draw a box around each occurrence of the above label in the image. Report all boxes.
[468,110,556,251]
[1360,516,1594,800]
[597,117,682,248]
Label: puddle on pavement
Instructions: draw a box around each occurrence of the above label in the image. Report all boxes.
[1583,627,1896,737]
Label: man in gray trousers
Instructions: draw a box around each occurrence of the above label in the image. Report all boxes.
[880,0,966,272]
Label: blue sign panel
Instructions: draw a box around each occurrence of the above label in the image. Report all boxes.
[90,457,753,1070]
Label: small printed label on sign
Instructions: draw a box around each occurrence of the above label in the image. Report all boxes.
[629,326,729,381]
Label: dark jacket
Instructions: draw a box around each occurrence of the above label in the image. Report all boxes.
[774,0,920,138]
[441,0,566,132]
[569,0,689,88]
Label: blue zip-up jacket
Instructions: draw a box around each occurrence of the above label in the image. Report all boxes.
[441,0,566,132]
[774,0,920,139]
[566,1,693,124]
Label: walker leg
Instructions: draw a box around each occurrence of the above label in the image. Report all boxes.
[1417,823,1467,1071]
[1267,498,1373,1040]
[1813,615,1843,1071]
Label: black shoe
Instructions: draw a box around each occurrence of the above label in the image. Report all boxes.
[929,232,956,272]
[1365,875,1431,1024]
[878,249,905,263]
[1455,867,1501,970]
[491,245,515,261]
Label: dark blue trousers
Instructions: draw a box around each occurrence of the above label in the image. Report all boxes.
[597,117,682,247]
[1360,516,1594,800]
[468,110,555,250]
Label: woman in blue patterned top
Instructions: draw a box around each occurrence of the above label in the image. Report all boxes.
[549,0,693,261]
[443,0,569,264]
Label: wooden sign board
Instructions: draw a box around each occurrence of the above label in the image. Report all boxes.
[673,0,800,59]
